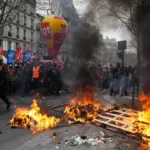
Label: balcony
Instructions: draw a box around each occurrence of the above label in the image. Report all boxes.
[8,32,12,37]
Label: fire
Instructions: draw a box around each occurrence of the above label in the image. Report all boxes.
[137,92,150,143]
[115,92,150,144]
[64,86,101,123]
[10,100,61,133]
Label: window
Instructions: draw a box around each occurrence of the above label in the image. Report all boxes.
[16,42,19,48]
[8,41,11,49]
[31,18,34,28]
[11,42,15,50]
[17,13,20,23]
[2,41,8,51]
[8,25,12,36]
[24,16,27,26]
[24,30,26,40]
[16,27,19,38]
[31,32,33,42]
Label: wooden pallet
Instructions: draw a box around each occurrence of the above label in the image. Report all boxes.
[94,108,150,142]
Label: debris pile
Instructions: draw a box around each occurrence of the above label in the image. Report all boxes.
[64,87,101,124]
[65,131,112,146]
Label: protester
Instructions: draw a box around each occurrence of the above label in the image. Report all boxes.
[95,65,104,93]
[32,61,40,93]
[7,62,16,95]
[0,44,138,111]
[0,59,11,110]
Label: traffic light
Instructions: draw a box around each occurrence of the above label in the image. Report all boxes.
[118,41,127,50]
[117,51,123,59]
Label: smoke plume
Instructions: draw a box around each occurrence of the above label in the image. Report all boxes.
[70,0,103,93]
[136,1,150,94]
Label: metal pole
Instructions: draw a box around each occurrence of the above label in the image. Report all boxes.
[132,75,136,108]
[122,49,124,68]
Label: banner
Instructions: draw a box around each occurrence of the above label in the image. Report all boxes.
[23,50,32,63]
[2,55,7,64]
[15,46,22,60]
[7,49,15,63]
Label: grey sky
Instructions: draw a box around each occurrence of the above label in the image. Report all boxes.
[73,0,131,43]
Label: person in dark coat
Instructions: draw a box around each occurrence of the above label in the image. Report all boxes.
[52,64,62,96]
[22,62,32,96]
[0,60,11,110]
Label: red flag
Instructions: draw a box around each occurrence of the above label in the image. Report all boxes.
[15,46,22,60]
[0,46,4,54]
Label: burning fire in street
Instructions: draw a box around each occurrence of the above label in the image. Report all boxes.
[10,100,61,133]
[64,85,101,124]
[137,93,150,144]
[9,88,150,146]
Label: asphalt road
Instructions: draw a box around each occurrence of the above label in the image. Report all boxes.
[0,92,147,150]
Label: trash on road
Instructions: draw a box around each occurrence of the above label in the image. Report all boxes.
[55,146,59,149]
[52,132,57,139]
[65,134,112,146]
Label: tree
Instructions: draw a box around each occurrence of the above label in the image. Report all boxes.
[37,0,61,15]
[0,0,34,41]
[90,0,149,93]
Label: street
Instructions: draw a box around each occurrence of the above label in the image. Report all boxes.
[0,92,145,150]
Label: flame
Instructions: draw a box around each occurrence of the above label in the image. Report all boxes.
[115,92,150,144]
[10,100,61,133]
[64,86,101,123]
[137,92,150,143]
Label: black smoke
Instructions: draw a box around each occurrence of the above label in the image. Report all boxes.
[70,19,103,94]
[60,0,103,96]
[71,20,102,61]
[136,1,150,94]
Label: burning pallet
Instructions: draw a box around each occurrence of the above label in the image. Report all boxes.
[9,89,150,146]
[94,108,150,144]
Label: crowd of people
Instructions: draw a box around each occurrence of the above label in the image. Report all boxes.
[0,58,136,110]
[0,59,68,110]
[95,64,136,97]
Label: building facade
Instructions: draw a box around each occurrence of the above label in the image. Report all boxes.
[101,37,120,65]
[36,13,47,56]
[1,1,36,52]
